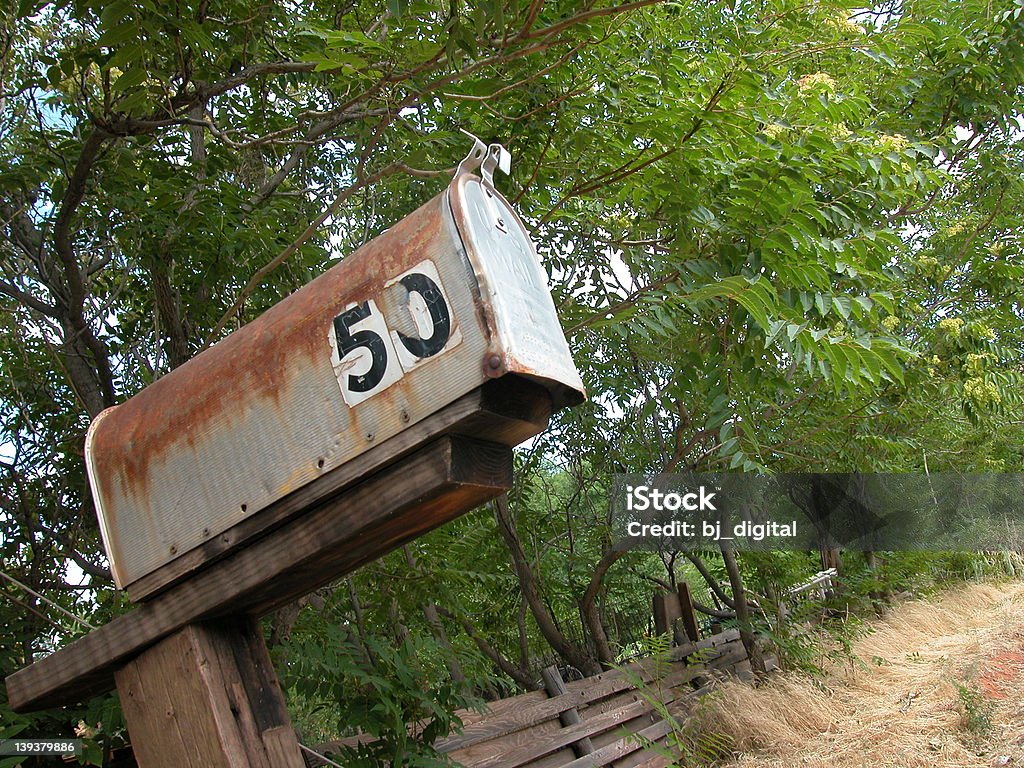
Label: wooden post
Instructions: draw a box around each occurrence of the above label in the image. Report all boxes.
[540,666,594,757]
[675,582,701,643]
[115,617,303,768]
[652,590,685,645]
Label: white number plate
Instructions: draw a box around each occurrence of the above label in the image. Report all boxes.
[328,259,463,406]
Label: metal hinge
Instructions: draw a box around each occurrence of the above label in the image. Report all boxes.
[455,129,511,189]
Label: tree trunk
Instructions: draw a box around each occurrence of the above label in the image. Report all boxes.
[820,547,842,576]
[719,539,765,674]
[346,577,375,667]
[423,602,466,685]
[493,495,598,675]
[810,476,843,577]
[864,550,888,609]
[580,538,638,667]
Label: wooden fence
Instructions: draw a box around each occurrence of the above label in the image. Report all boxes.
[308,629,750,768]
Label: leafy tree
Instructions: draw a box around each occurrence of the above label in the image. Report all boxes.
[3,0,1024,762]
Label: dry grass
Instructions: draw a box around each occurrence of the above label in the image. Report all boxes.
[690,582,1024,768]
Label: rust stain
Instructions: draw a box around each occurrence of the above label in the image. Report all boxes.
[92,191,449,507]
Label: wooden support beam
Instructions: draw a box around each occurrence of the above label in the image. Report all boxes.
[115,617,303,768]
[7,434,514,712]
[652,589,683,644]
[541,666,594,758]
[675,582,701,643]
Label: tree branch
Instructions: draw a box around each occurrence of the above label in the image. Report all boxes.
[201,162,404,349]
[692,601,735,619]
[436,605,538,690]
[540,69,732,225]
[681,552,735,608]
[579,537,639,666]
[493,495,598,674]
[26,515,113,584]
[524,0,666,41]
[0,279,57,316]
[49,129,117,411]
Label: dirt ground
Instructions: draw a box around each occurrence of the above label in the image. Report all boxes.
[696,582,1024,768]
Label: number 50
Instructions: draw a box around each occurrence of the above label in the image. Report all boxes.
[328,260,461,407]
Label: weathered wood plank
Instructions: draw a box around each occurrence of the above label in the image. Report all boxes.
[527,747,578,768]
[625,747,675,768]
[435,675,634,754]
[585,707,659,753]
[581,688,644,722]
[7,435,513,711]
[675,582,701,643]
[449,636,746,767]
[128,376,551,601]
[115,651,209,765]
[467,698,651,768]
[559,718,674,768]
[666,628,741,662]
[115,617,303,768]
[704,641,747,670]
[452,717,567,768]
[652,590,681,640]
[439,662,700,757]
[458,689,550,727]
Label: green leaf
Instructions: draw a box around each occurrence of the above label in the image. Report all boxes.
[112,66,146,92]
[100,0,133,25]
[97,22,138,47]
[832,295,852,320]
[870,292,896,314]
[815,293,830,316]
[876,346,906,384]
[853,295,873,316]
[325,29,388,52]
[718,437,739,456]
[107,43,145,69]
[17,0,40,16]
[116,89,150,112]
[862,349,882,382]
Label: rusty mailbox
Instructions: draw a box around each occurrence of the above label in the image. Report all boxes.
[86,140,585,596]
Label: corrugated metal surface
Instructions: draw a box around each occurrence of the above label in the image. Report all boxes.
[86,171,584,590]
